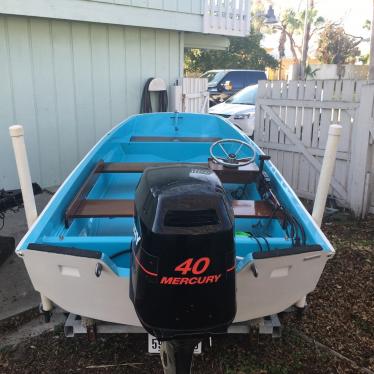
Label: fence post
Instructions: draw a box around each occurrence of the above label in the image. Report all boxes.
[9,125,54,317]
[348,84,374,217]
[254,80,267,145]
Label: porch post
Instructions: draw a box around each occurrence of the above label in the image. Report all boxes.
[348,84,374,217]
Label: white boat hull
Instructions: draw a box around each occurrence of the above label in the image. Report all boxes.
[23,248,331,326]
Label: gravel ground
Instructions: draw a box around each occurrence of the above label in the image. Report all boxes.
[0,216,373,374]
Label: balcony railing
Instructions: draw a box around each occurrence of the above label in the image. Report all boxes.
[203,0,251,37]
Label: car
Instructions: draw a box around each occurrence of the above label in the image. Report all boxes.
[209,84,258,137]
[201,69,266,105]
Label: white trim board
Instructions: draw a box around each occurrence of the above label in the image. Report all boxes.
[0,0,202,32]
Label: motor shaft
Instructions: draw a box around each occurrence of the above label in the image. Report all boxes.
[160,339,200,374]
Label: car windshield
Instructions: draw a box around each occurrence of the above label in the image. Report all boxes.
[226,85,258,105]
[201,71,225,84]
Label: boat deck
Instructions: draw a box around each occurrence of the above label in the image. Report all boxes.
[48,151,291,270]
[22,116,328,273]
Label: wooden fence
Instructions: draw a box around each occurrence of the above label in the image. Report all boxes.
[170,78,209,113]
[254,79,374,217]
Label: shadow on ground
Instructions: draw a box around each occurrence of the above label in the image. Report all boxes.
[0,192,52,320]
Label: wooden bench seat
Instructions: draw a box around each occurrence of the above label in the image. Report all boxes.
[70,200,134,218]
[67,199,277,221]
[64,160,263,227]
[98,162,208,173]
[208,158,259,184]
[130,136,221,142]
[98,161,259,184]
[231,200,278,218]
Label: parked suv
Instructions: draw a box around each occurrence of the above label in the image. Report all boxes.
[201,69,266,104]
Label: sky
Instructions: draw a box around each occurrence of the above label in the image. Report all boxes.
[262,0,372,58]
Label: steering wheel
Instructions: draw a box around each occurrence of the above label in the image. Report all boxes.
[210,139,256,168]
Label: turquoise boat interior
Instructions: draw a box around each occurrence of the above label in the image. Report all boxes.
[19,113,332,277]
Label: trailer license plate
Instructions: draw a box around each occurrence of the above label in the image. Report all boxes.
[148,335,202,354]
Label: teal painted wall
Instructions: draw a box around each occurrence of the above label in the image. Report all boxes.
[0,15,183,189]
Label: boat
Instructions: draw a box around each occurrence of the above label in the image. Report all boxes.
[16,112,334,368]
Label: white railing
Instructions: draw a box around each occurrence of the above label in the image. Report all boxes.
[203,0,251,37]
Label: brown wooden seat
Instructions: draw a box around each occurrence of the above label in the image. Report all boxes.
[70,200,134,218]
[66,199,277,221]
[130,136,221,143]
[231,200,277,218]
[65,161,208,226]
[99,162,259,183]
[208,158,259,184]
[99,162,208,173]
[64,160,264,227]
[99,160,259,184]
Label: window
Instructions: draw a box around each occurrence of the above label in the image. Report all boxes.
[201,71,225,84]
[222,72,246,91]
[245,72,266,86]
[226,85,258,105]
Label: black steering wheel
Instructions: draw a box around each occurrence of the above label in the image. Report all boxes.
[210,139,256,168]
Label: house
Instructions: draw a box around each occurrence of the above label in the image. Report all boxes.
[0,0,251,189]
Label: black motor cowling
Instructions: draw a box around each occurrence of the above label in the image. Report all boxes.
[130,165,236,340]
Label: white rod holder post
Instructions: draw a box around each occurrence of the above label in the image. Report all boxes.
[312,124,342,227]
[9,126,37,228]
[9,125,53,314]
[295,124,342,311]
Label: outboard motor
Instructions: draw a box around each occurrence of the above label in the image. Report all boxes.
[130,165,236,373]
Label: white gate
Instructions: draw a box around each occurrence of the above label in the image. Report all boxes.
[254,80,374,217]
[170,78,209,113]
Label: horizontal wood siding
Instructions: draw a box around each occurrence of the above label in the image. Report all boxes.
[0,0,203,34]
[0,15,182,189]
[91,0,203,14]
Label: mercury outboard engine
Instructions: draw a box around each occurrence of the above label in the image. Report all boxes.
[130,165,236,373]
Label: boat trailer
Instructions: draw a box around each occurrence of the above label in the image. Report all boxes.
[63,312,284,340]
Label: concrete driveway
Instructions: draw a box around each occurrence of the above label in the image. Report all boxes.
[0,192,53,321]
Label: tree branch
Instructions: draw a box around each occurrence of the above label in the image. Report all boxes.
[285,30,299,61]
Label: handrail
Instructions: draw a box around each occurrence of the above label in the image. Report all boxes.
[203,0,251,37]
